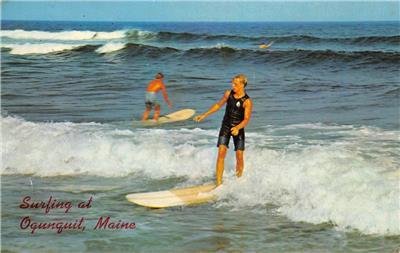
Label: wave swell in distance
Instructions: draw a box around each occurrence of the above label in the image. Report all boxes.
[2,29,399,45]
[3,42,399,69]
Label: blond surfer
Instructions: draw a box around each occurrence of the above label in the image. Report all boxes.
[194,74,253,186]
[142,72,172,121]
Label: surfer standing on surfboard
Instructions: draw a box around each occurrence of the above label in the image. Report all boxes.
[194,74,253,186]
[142,72,172,121]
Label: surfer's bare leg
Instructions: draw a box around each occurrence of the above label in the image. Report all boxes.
[142,107,151,121]
[235,150,244,177]
[153,104,161,121]
[216,145,227,186]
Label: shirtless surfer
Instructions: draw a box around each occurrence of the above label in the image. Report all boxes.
[142,72,172,121]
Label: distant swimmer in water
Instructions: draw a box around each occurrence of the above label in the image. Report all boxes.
[259,41,274,49]
[142,72,172,121]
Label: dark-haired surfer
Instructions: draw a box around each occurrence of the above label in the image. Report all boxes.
[142,73,172,121]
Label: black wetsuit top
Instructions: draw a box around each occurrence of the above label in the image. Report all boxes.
[217,90,250,150]
[222,90,250,128]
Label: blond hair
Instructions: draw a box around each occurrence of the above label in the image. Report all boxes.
[234,74,248,87]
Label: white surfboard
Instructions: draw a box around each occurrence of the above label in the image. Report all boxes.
[126,183,216,208]
[142,109,195,125]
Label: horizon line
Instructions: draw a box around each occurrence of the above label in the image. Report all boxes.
[2,19,399,23]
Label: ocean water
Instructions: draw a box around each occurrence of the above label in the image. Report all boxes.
[1,21,399,252]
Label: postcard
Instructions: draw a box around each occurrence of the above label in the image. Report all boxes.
[2,1,399,252]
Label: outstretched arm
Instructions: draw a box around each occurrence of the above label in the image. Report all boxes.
[194,90,230,122]
[161,82,172,108]
[230,98,253,136]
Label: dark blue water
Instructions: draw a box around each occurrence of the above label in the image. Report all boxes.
[1,21,399,252]
[2,21,399,128]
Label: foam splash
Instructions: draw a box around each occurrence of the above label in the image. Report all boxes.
[95,42,126,54]
[216,143,399,235]
[2,43,83,55]
[1,29,127,41]
[1,116,216,178]
[198,43,236,50]
[2,115,399,235]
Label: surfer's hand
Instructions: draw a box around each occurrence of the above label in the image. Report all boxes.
[167,101,172,108]
[231,126,239,136]
[194,114,205,122]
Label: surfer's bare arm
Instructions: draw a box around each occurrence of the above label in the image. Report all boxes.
[194,90,230,122]
[161,82,172,108]
[230,98,253,136]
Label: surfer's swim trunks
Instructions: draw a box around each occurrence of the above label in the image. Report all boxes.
[145,91,159,109]
[217,90,250,151]
[217,126,245,151]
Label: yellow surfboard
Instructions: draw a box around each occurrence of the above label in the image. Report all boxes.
[142,109,196,125]
[259,41,274,49]
[126,183,216,208]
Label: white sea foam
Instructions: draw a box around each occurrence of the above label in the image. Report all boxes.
[215,124,400,235]
[95,42,126,54]
[2,43,83,55]
[216,142,399,235]
[1,116,216,178]
[1,29,126,41]
[198,43,236,50]
[1,29,154,41]
[2,115,399,235]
